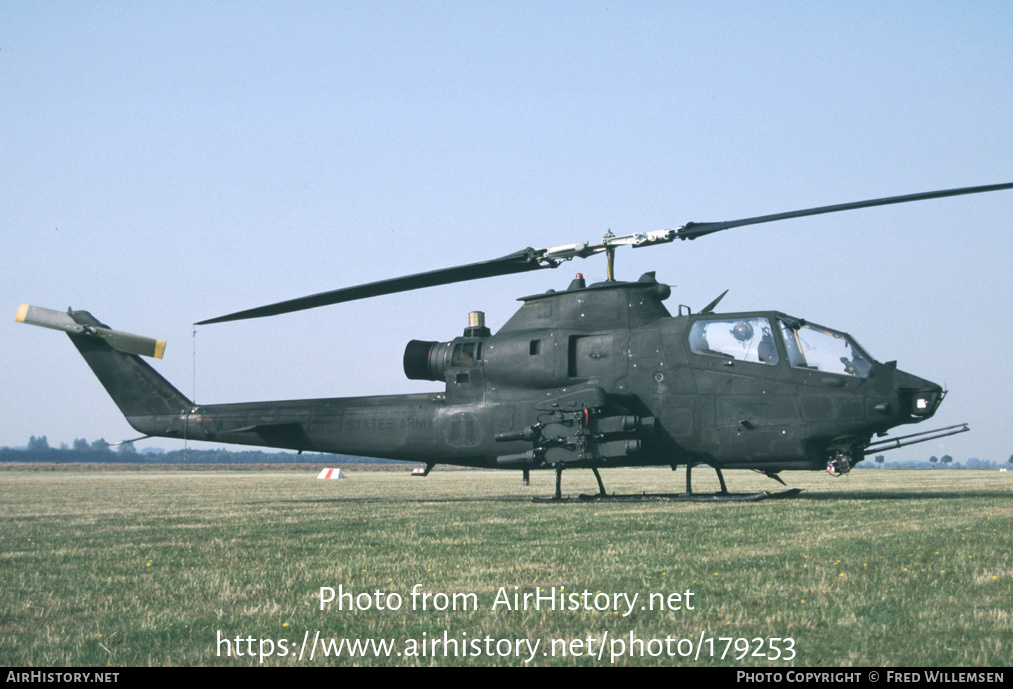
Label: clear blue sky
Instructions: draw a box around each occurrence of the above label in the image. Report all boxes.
[3,2,1011,463]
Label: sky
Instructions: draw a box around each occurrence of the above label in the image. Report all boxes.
[2,1,1012,464]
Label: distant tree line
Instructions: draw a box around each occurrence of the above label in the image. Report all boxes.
[857,451,1010,470]
[2,436,400,464]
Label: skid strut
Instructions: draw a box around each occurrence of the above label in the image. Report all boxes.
[550,465,607,500]
[685,464,729,496]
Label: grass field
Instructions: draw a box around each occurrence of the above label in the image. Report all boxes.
[1,466,1010,667]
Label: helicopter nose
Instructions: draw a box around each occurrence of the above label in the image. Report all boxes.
[894,369,945,419]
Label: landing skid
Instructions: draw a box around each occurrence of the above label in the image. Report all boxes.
[534,464,801,503]
[533,488,802,504]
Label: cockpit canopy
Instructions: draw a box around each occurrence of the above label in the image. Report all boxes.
[689,314,875,378]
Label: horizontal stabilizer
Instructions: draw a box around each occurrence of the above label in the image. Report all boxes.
[16,304,166,359]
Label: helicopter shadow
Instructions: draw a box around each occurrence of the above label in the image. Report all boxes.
[797,490,1007,502]
[262,489,1008,506]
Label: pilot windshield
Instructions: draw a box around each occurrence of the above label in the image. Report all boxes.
[779,319,873,378]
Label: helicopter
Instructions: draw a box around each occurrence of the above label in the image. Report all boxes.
[16,182,1013,501]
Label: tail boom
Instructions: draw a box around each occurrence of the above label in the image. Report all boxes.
[19,305,448,461]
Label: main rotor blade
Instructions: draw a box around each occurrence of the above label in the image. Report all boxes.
[199,181,1013,325]
[677,182,1013,240]
[197,248,549,325]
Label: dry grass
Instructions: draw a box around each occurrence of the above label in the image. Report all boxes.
[0,467,1010,666]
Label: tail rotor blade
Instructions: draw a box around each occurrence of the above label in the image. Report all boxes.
[17,305,166,359]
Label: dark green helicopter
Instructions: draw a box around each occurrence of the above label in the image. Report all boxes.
[18,182,1013,500]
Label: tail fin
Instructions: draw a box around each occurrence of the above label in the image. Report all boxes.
[19,306,191,419]
[66,310,192,418]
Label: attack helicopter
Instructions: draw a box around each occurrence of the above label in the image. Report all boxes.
[17,182,1013,501]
